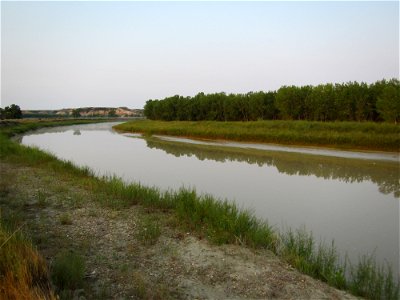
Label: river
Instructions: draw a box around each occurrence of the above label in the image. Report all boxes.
[20,122,399,276]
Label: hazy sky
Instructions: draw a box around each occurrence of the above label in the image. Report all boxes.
[1,1,399,110]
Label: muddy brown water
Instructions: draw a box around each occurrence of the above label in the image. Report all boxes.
[21,122,399,278]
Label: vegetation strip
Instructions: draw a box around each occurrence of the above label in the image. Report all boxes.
[143,79,399,123]
[114,119,400,152]
[1,120,399,299]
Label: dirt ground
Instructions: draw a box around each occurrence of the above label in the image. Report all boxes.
[0,161,358,299]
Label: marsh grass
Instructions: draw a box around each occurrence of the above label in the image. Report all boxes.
[114,120,400,152]
[1,119,399,299]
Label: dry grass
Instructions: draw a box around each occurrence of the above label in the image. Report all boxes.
[0,224,56,300]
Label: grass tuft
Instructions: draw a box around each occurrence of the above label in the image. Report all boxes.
[59,213,73,225]
[137,216,161,246]
[51,250,85,290]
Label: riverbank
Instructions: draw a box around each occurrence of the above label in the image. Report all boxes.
[114,120,400,152]
[1,120,398,299]
[0,161,358,299]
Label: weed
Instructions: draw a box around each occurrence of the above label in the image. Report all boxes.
[36,190,48,208]
[137,216,161,246]
[51,250,85,290]
[69,194,85,208]
[59,213,73,225]
[131,271,147,298]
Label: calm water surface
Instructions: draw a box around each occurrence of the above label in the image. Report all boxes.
[21,122,399,275]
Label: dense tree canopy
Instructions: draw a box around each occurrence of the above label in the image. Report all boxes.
[376,82,400,123]
[0,104,22,119]
[144,79,400,123]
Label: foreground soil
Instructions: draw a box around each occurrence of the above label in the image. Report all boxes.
[0,161,358,299]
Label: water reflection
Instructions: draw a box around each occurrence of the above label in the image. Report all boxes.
[145,137,400,197]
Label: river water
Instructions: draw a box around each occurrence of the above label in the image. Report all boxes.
[21,122,399,276]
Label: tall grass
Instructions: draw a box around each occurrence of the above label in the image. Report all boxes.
[1,119,399,299]
[279,229,347,288]
[114,120,400,152]
[348,255,399,299]
[0,223,56,299]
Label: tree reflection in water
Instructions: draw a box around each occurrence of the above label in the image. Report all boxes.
[146,138,399,198]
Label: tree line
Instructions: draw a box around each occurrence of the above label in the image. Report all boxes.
[0,104,22,119]
[144,79,400,123]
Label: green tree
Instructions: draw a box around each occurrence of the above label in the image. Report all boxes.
[275,86,306,120]
[306,84,336,121]
[141,78,398,122]
[376,81,400,123]
[0,104,22,119]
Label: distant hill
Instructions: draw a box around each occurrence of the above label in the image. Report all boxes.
[22,107,144,118]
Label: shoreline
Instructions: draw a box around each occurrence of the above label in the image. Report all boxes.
[113,120,400,153]
[144,134,399,162]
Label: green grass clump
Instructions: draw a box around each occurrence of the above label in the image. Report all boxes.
[114,120,400,152]
[59,213,73,225]
[36,190,49,208]
[51,251,85,290]
[173,189,276,248]
[137,216,161,246]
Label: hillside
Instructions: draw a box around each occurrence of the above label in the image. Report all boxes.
[22,107,144,118]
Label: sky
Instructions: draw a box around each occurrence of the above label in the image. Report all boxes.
[1,1,399,110]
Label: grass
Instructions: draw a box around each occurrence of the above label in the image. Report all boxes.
[279,228,346,288]
[131,271,171,299]
[348,255,399,299]
[51,250,85,290]
[114,119,400,152]
[36,190,49,208]
[1,119,399,299]
[0,222,56,300]
[59,213,73,225]
[137,216,161,246]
